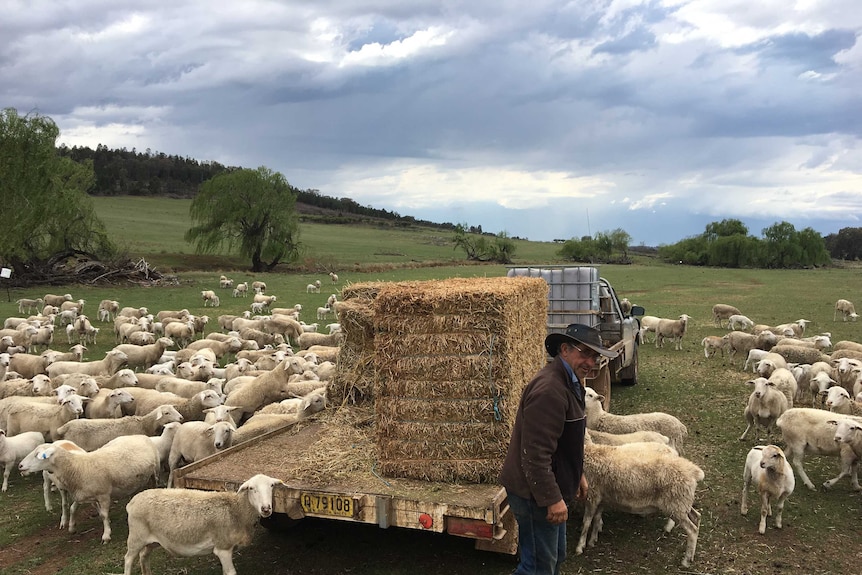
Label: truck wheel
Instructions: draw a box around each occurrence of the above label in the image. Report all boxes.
[619,344,638,386]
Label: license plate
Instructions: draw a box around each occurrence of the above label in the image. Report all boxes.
[300,492,356,518]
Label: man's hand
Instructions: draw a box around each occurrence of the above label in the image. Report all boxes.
[576,474,589,501]
[546,499,568,524]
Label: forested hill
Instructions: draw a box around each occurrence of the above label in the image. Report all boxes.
[57,144,454,230]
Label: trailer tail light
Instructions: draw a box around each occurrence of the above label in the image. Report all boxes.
[446,517,495,540]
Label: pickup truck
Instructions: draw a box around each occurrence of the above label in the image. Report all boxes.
[173,268,642,554]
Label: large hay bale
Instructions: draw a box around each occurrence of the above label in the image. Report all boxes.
[771,344,830,365]
[372,276,548,483]
[330,298,376,406]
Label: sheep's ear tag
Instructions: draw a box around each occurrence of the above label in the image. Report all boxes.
[39,451,49,459]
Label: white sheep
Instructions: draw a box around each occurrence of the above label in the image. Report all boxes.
[767,367,798,408]
[43,293,73,307]
[234,282,249,297]
[744,349,772,372]
[306,282,321,293]
[225,358,304,421]
[123,473,283,575]
[219,275,234,289]
[575,442,704,567]
[584,428,671,447]
[834,299,858,322]
[252,280,267,294]
[166,420,237,487]
[701,335,728,359]
[55,405,184,451]
[655,314,692,350]
[113,337,176,371]
[85,388,136,419]
[727,314,755,332]
[46,349,128,378]
[740,444,795,534]
[725,331,779,366]
[329,271,339,283]
[298,331,343,350]
[0,428,44,491]
[739,378,788,441]
[316,305,332,320]
[712,304,742,328]
[823,386,862,416]
[326,323,341,335]
[16,297,44,315]
[776,407,862,490]
[97,299,120,322]
[19,434,160,541]
[584,387,688,453]
[4,393,88,440]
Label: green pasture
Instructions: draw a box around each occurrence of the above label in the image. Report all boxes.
[92,196,563,271]
[2,222,862,573]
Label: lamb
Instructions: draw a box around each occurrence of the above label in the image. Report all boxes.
[740,445,795,534]
[834,299,858,322]
[316,305,333,320]
[329,271,339,283]
[234,282,249,297]
[744,349,772,372]
[123,473,283,575]
[46,349,128,378]
[19,434,160,542]
[727,314,755,332]
[701,335,728,359]
[655,314,691,350]
[43,293,73,307]
[4,393,88,440]
[326,323,341,335]
[306,281,321,293]
[16,297,44,315]
[56,405,184,451]
[575,442,704,567]
[219,275,234,289]
[775,407,862,490]
[0,429,44,492]
[166,420,237,487]
[739,378,789,441]
[712,304,742,328]
[298,331,344,350]
[584,387,687,453]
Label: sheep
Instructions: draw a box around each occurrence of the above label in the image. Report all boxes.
[118,306,149,319]
[326,323,342,334]
[701,335,728,359]
[8,352,51,379]
[575,442,704,568]
[740,445,795,534]
[56,405,184,451]
[712,304,742,328]
[329,271,339,283]
[727,314,755,332]
[777,335,832,351]
[832,357,862,394]
[123,473,283,575]
[163,320,195,348]
[112,337,176,372]
[59,298,85,315]
[252,280,267,294]
[767,367,798,408]
[262,315,303,345]
[224,358,305,421]
[149,421,181,484]
[316,305,333,321]
[16,297,44,315]
[739,378,789,440]
[19,434,160,542]
[253,293,277,307]
[775,319,811,338]
[725,331,779,366]
[166,420,237,487]
[85,388,136,419]
[655,314,691,350]
[823,386,862,416]
[586,428,673,447]
[85,368,139,390]
[834,340,862,354]
[97,299,120,322]
[298,345,339,363]
[776,407,862,490]
[47,349,128,378]
[834,299,858,322]
[0,429,44,492]
[4,393,88,440]
[769,344,829,366]
[234,282,249,297]
[306,282,321,293]
[156,377,224,398]
[219,275,234,289]
[584,386,687,453]
[298,331,344,350]
[256,389,326,417]
[43,293,73,307]
[41,344,87,365]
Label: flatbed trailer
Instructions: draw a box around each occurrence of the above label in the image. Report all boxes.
[172,420,518,554]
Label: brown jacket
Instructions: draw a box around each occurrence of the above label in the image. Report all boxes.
[498,356,586,507]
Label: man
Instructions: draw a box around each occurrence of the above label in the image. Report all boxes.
[499,323,618,575]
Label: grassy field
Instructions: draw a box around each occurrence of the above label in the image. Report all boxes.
[2,200,862,574]
[92,196,564,272]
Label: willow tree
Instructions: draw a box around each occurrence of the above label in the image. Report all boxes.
[185,167,301,272]
[0,108,113,274]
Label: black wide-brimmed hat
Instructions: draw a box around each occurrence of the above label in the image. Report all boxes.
[544,323,619,358]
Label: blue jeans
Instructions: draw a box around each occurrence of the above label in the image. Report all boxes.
[507,492,567,575]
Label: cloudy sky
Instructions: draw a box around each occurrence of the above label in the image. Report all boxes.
[3,1,861,245]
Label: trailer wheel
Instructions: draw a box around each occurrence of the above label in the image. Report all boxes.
[619,343,638,386]
[259,512,301,531]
